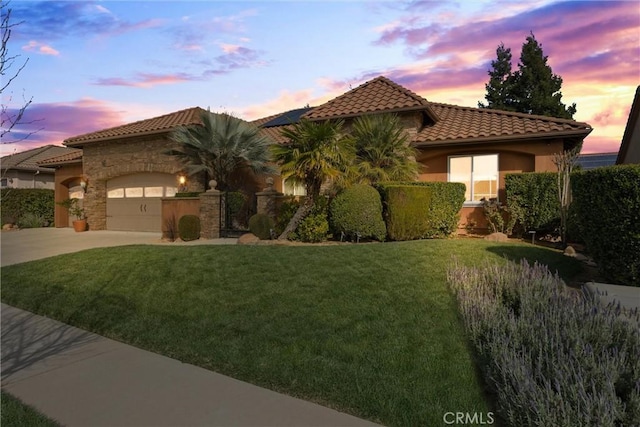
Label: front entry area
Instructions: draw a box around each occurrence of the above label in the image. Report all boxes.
[106,173,177,232]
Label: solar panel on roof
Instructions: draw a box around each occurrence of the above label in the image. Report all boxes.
[261,107,314,128]
[576,154,617,170]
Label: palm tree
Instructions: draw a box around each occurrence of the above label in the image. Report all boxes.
[272,118,353,240]
[347,113,419,186]
[168,111,276,191]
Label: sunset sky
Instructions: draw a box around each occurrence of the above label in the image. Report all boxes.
[2,0,639,156]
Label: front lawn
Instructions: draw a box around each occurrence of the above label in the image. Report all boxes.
[1,239,582,426]
[1,391,60,427]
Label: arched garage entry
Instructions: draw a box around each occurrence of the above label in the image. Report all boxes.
[106,173,177,232]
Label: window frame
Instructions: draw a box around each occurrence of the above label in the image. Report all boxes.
[447,154,499,205]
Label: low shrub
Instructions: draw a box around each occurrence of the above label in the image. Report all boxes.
[248,214,275,240]
[481,198,514,235]
[572,165,640,286]
[448,259,640,427]
[17,212,47,229]
[505,172,559,235]
[329,184,386,241]
[178,215,201,241]
[293,211,329,243]
[1,189,54,226]
[290,197,329,243]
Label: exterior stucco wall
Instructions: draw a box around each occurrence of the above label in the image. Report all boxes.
[53,163,84,227]
[81,134,204,230]
[416,138,564,233]
[1,169,55,189]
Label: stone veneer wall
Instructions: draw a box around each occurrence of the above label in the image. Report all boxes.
[81,134,204,230]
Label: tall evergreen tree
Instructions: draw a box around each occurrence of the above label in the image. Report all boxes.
[479,33,577,120]
[478,43,514,111]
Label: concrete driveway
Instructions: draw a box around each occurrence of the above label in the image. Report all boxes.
[0,228,236,267]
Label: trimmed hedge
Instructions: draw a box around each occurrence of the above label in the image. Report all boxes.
[572,165,640,286]
[377,185,432,241]
[1,189,55,227]
[377,182,465,240]
[505,172,560,234]
[329,184,386,241]
[178,215,201,241]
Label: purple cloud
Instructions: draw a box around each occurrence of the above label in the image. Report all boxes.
[93,46,266,87]
[2,100,127,148]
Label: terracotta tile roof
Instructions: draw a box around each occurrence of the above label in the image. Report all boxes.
[64,107,207,147]
[1,145,81,172]
[302,76,439,122]
[413,103,592,146]
[38,149,83,166]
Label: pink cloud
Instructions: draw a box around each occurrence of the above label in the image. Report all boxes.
[93,73,194,88]
[1,99,127,154]
[239,89,317,121]
[581,136,622,155]
[22,41,60,56]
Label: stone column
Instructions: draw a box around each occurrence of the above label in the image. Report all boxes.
[255,177,282,220]
[199,180,222,239]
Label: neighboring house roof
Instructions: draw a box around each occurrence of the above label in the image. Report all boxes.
[0,145,82,172]
[64,107,206,147]
[38,149,83,167]
[301,76,440,123]
[576,152,618,170]
[257,76,592,147]
[616,86,640,165]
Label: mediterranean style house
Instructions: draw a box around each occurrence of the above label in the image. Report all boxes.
[49,76,592,233]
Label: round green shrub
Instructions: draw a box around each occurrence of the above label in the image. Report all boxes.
[330,184,386,241]
[248,214,275,240]
[178,215,201,241]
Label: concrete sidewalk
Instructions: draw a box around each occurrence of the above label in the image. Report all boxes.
[1,228,237,267]
[585,282,640,312]
[1,304,380,427]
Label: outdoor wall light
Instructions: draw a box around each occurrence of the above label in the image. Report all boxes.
[178,175,187,192]
[80,180,87,192]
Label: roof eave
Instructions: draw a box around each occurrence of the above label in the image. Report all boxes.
[412,128,593,149]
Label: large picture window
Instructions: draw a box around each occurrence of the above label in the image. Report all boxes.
[448,154,498,202]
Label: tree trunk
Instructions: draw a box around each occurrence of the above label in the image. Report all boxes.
[278,196,315,240]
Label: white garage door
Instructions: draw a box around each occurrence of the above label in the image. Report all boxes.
[106,173,177,232]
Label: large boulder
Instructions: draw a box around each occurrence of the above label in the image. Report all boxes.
[484,232,509,242]
[237,233,260,245]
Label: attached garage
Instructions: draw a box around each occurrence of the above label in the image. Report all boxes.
[106,173,177,232]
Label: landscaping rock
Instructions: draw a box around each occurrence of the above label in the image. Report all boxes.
[563,245,576,257]
[484,232,509,242]
[2,223,15,230]
[237,233,260,245]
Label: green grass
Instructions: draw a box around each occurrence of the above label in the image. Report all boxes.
[1,239,582,426]
[1,391,60,427]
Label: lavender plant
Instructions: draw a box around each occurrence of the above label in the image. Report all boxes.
[448,260,640,427]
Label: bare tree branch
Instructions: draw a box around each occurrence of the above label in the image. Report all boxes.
[1,2,40,144]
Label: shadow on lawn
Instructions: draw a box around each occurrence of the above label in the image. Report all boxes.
[484,244,583,283]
